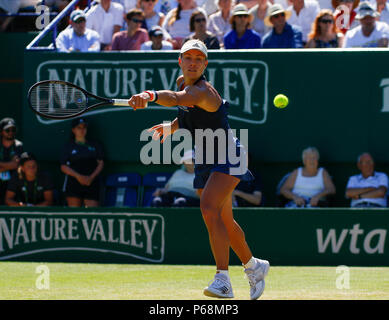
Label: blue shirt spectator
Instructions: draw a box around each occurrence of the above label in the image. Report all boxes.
[224,28,262,49]
[56,9,100,52]
[261,3,303,48]
[224,3,262,49]
[262,22,303,48]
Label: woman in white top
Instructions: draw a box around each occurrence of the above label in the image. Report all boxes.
[162,0,205,48]
[280,147,336,208]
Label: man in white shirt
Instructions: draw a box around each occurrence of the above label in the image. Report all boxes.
[343,1,389,47]
[345,153,388,208]
[56,9,100,52]
[86,0,124,50]
[287,0,320,44]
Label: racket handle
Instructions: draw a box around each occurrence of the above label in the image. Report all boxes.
[112,99,130,106]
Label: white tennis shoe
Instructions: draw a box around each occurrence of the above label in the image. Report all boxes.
[244,258,270,300]
[203,273,234,298]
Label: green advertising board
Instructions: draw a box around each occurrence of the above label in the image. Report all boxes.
[23,50,389,163]
[21,50,389,206]
[0,207,388,266]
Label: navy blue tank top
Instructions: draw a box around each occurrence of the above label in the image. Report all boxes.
[177,75,230,136]
[177,75,234,165]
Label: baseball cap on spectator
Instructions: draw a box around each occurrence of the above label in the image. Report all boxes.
[0,117,16,131]
[149,26,164,38]
[355,1,380,19]
[71,117,88,128]
[264,4,292,27]
[19,152,37,166]
[70,9,86,23]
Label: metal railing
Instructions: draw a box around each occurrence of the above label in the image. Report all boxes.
[25,0,93,51]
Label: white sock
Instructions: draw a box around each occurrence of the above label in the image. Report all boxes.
[243,257,256,269]
[216,270,230,280]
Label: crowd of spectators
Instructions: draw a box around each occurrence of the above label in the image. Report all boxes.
[2,0,389,48]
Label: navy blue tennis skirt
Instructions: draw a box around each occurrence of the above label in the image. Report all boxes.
[193,138,254,189]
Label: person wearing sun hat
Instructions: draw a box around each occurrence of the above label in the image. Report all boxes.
[343,1,389,47]
[223,3,262,48]
[261,3,303,48]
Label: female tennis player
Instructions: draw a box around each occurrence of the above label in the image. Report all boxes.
[128,40,269,300]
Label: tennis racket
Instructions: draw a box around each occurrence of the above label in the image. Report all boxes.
[27,80,130,119]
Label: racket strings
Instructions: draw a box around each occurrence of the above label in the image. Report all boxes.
[30,83,87,117]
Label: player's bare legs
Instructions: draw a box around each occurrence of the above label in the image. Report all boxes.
[200,172,252,269]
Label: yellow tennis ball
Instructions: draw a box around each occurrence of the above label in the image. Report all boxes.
[273,94,289,108]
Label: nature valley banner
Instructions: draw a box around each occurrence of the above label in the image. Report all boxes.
[0,211,164,263]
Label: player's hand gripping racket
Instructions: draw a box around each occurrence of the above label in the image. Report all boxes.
[27,80,130,119]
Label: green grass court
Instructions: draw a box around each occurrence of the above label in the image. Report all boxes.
[1,262,388,300]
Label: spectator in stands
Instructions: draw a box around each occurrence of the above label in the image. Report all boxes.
[306,9,345,47]
[345,152,388,208]
[0,118,23,205]
[343,1,389,47]
[202,0,220,16]
[151,150,200,207]
[224,3,262,48]
[280,147,336,208]
[141,25,173,49]
[208,0,234,47]
[184,10,220,48]
[86,0,124,50]
[248,0,272,38]
[56,9,100,52]
[42,0,71,12]
[262,3,304,48]
[140,0,165,29]
[60,118,104,208]
[111,8,149,50]
[113,0,138,12]
[376,0,389,25]
[232,154,263,207]
[287,0,320,45]
[5,152,54,207]
[332,0,360,34]
[162,0,206,49]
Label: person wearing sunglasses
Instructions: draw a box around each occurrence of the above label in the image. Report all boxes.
[224,3,262,49]
[343,1,389,47]
[306,9,344,47]
[111,8,149,50]
[56,9,101,53]
[262,3,303,48]
[184,10,220,48]
[0,117,24,205]
[286,0,320,45]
